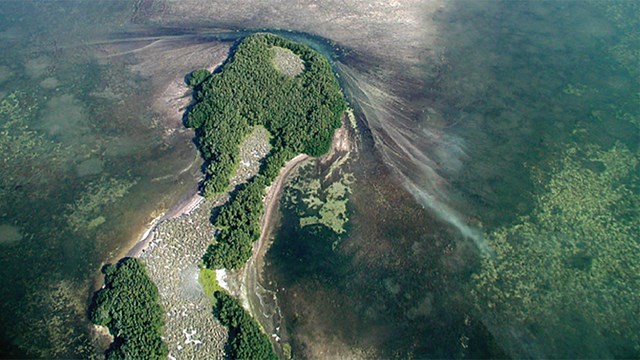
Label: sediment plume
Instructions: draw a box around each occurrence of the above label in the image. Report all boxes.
[338,64,489,252]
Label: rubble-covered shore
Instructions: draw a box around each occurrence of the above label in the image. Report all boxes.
[138,127,271,359]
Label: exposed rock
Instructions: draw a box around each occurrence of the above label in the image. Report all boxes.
[140,126,271,358]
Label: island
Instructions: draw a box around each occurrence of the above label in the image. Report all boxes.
[91,32,346,359]
[188,33,346,270]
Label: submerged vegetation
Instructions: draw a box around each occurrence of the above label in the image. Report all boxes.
[0,92,69,200]
[594,0,640,81]
[65,176,137,233]
[469,2,640,356]
[212,290,277,360]
[285,163,354,235]
[473,141,640,356]
[187,33,346,270]
[91,258,168,359]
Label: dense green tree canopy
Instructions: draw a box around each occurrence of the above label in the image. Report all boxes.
[91,258,167,360]
[203,176,267,269]
[187,69,211,87]
[190,33,346,270]
[213,291,278,360]
[187,32,345,197]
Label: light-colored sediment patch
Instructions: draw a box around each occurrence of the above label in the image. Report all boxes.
[272,46,304,77]
[39,77,60,89]
[91,324,113,342]
[103,136,143,157]
[0,224,23,245]
[76,158,104,177]
[38,94,89,141]
[65,177,136,233]
[320,114,355,166]
[87,216,106,229]
[25,56,52,78]
[126,41,230,130]
[90,38,231,143]
[166,193,204,220]
[215,269,229,293]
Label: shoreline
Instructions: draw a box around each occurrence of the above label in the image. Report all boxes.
[256,117,352,269]
[236,117,354,355]
[111,116,351,358]
[125,121,341,265]
[121,58,227,261]
[125,191,205,258]
[210,152,310,300]
[238,153,309,297]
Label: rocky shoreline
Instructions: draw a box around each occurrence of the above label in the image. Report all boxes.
[117,114,352,358]
[240,115,357,357]
[135,127,272,359]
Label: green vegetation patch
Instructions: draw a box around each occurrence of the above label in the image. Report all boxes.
[594,0,640,81]
[203,178,266,269]
[187,69,211,88]
[91,258,168,359]
[287,167,354,235]
[472,141,640,354]
[65,176,137,233]
[186,33,345,197]
[16,278,94,358]
[198,267,222,302]
[190,33,346,270]
[212,291,277,360]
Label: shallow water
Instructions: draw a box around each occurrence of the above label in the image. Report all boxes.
[265,0,639,358]
[0,2,214,357]
[0,0,638,358]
